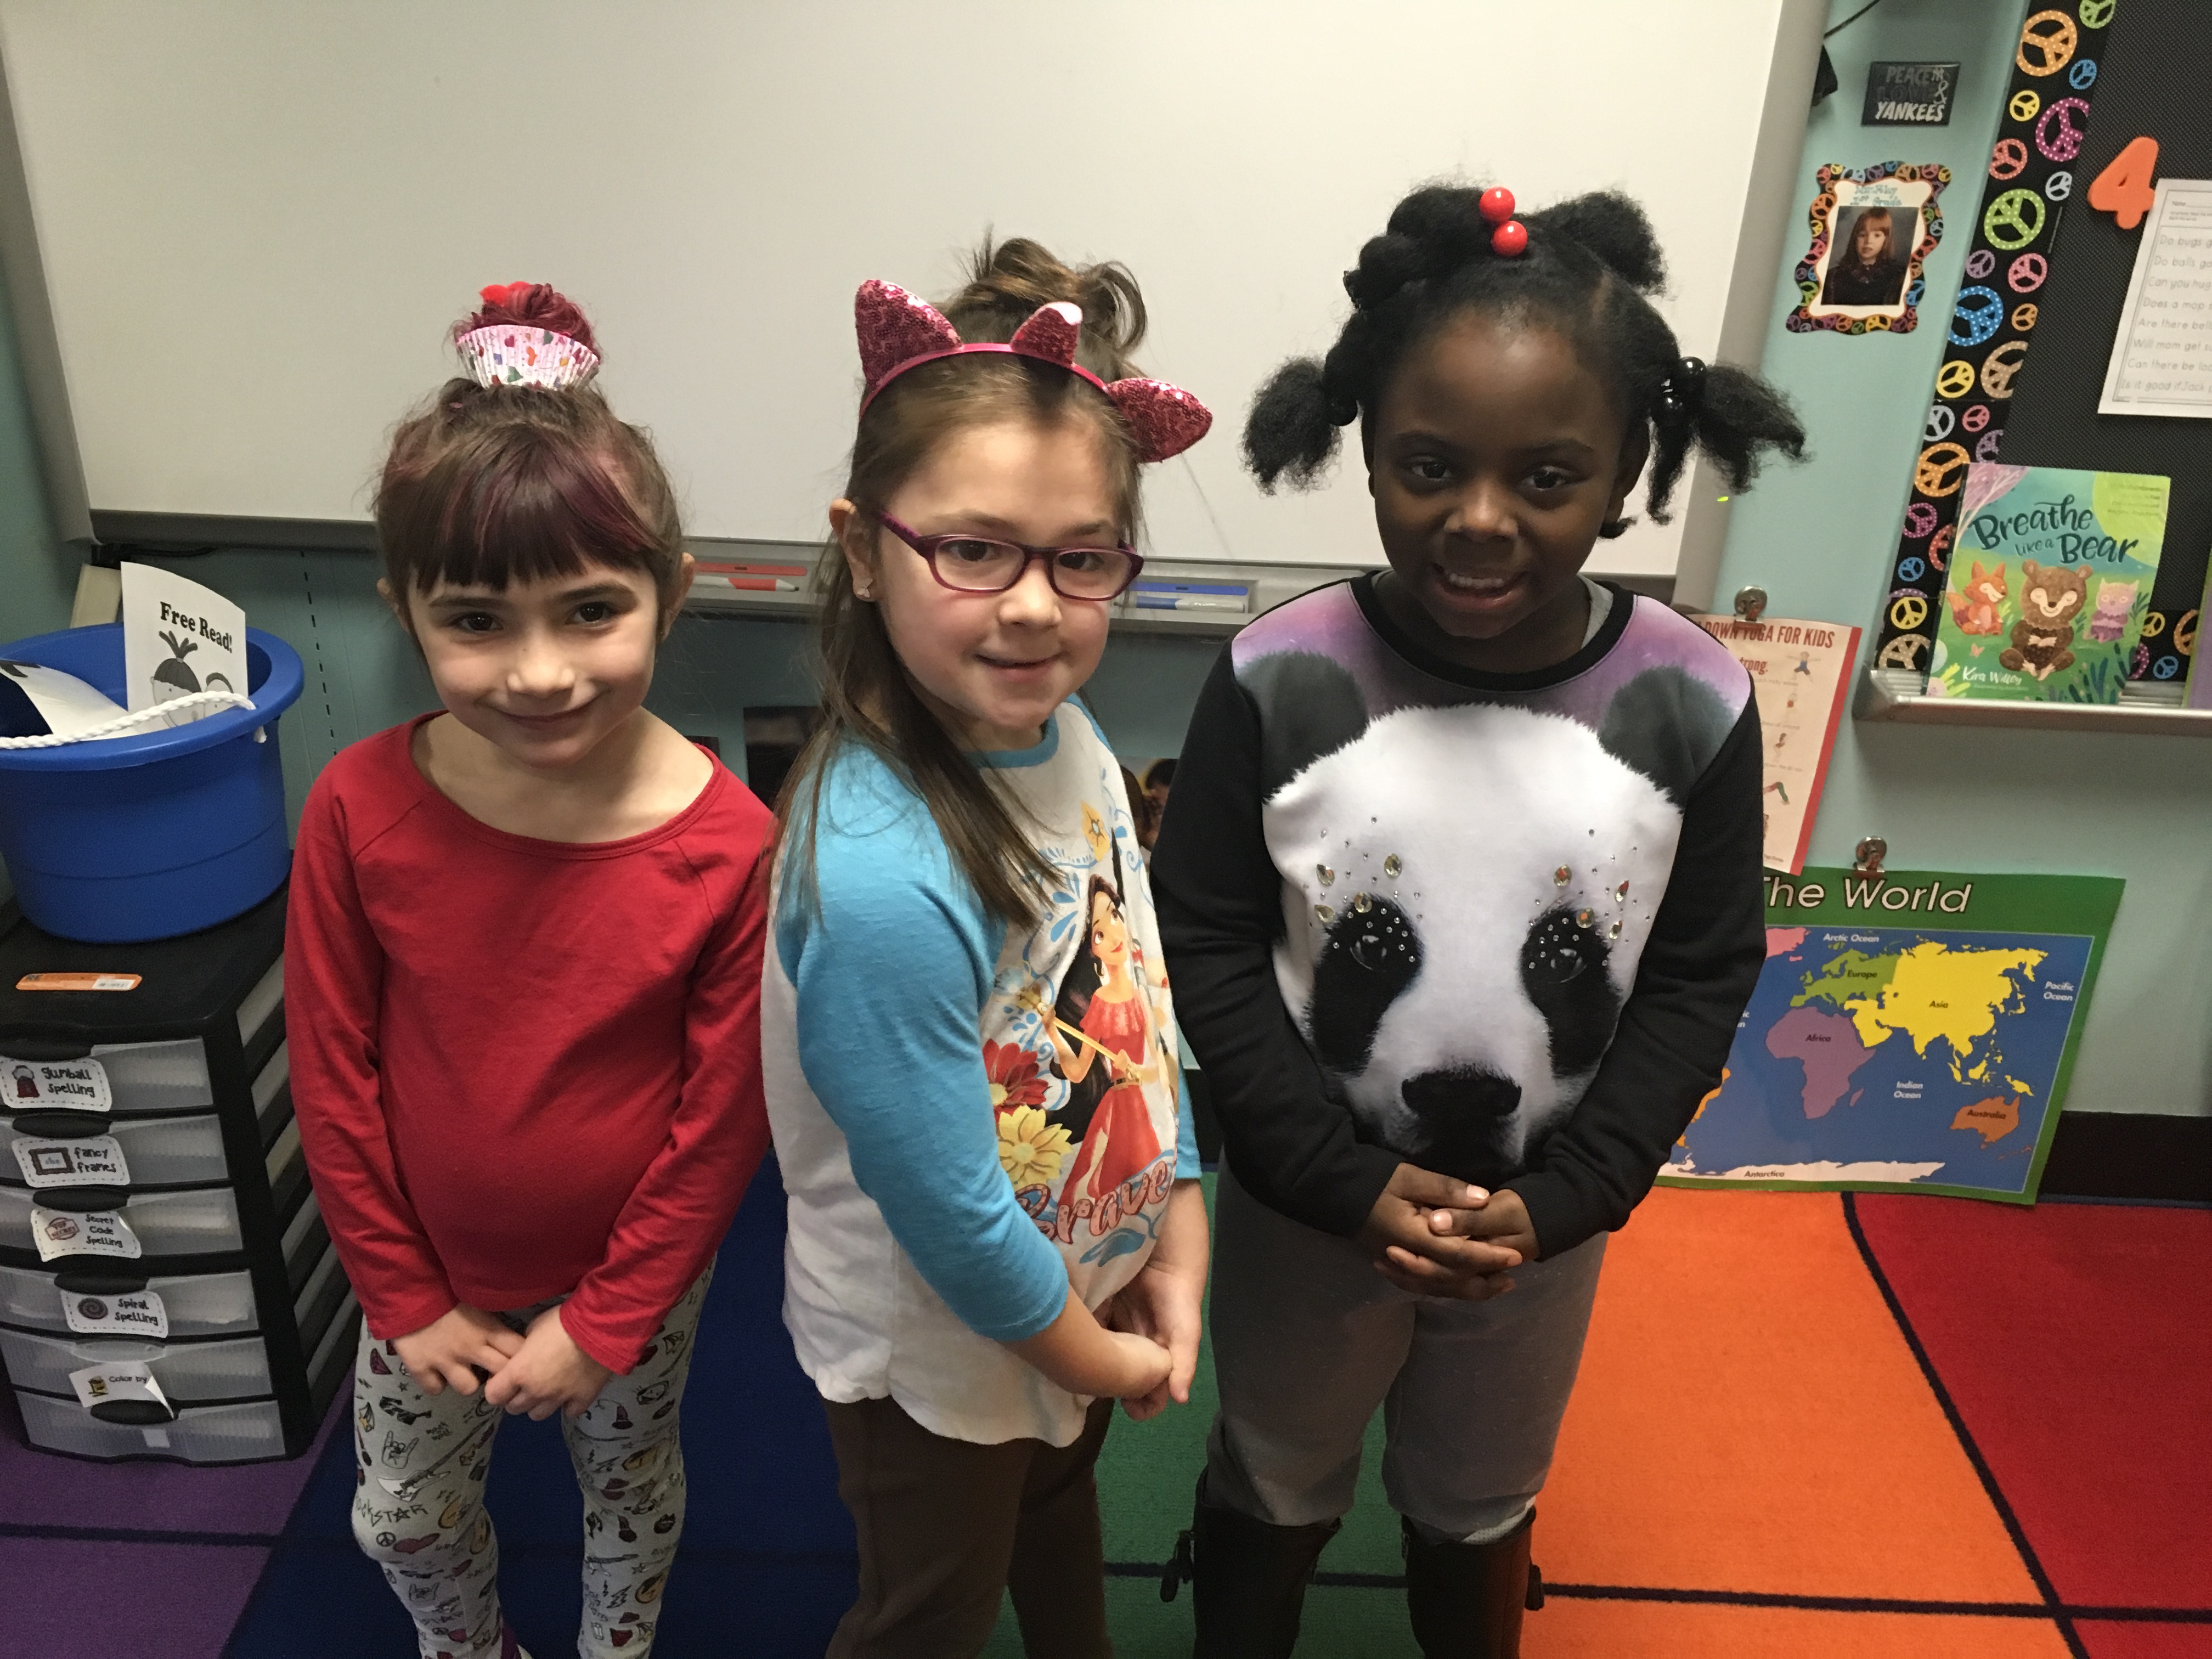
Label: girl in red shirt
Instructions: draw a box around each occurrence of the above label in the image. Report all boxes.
[287,284,774,1659]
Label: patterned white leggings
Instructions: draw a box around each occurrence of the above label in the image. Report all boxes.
[349,1268,712,1659]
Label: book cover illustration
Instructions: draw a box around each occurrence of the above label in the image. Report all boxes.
[1927,465,2168,704]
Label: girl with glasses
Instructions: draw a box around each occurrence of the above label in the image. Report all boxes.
[761,238,1213,1657]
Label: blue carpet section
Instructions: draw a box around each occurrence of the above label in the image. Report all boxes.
[224,1156,860,1658]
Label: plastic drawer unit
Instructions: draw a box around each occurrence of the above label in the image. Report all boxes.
[0,888,356,1462]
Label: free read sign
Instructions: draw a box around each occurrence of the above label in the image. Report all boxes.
[11,1134,128,1189]
[3,1056,112,1113]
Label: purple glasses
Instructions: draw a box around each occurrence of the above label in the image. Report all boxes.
[874,512,1144,601]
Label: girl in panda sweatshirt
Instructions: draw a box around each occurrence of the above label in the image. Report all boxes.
[1150,183,1806,1659]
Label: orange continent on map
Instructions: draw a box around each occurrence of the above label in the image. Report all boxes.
[1951,1096,2022,1146]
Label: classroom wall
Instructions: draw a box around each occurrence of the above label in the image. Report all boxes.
[1,0,2202,1118]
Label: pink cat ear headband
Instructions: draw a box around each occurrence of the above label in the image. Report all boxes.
[854,278,1212,463]
[456,283,600,390]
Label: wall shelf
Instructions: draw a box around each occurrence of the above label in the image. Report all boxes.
[1855,667,2212,736]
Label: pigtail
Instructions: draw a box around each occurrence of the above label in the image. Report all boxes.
[1244,357,1344,490]
[1642,363,1805,526]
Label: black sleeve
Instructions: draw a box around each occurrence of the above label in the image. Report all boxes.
[1504,696,1767,1257]
[1152,650,1402,1237]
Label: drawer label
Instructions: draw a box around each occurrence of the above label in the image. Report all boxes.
[12,1135,128,1189]
[29,1205,142,1261]
[2,1057,112,1113]
[67,1360,171,1413]
[62,1287,169,1338]
[13,974,141,992]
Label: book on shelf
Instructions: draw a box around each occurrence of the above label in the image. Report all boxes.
[1926,465,2168,705]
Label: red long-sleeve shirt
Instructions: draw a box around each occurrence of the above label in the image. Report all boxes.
[285,716,773,1373]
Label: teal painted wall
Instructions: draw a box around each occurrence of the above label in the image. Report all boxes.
[1710,0,2211,1119]
[0,255,75,906]
[1,0,2200,1117]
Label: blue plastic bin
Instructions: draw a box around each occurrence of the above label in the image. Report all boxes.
[0,623,304,943]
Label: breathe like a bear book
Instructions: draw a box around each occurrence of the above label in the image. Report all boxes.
[1929,465,2168,704]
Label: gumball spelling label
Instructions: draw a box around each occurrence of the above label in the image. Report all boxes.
[1479,187,1516,224]
[1491,219,1528,257]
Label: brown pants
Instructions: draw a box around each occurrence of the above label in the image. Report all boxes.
[823,1392,1116,1659]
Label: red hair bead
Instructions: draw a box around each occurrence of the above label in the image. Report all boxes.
[1491,219,1529,257]
[1479,187,1516,224]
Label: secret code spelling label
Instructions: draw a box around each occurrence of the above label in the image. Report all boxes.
[11,1135,128,1189]
[2,1056,112,1113]
[29,1205,142,1261]
[62,1288,168,1338]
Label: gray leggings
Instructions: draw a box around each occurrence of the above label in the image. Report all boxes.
[351,1268,712,1659]
[1205,1165,1605,1544]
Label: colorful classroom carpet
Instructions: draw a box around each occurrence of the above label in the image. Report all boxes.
[1,1170,2203,1657]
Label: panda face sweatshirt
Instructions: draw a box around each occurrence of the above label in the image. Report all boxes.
[1150,577,1767,1259]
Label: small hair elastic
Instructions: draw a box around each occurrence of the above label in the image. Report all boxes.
[1479,187,1528,258]
[1655,356,1708,423]
[457,283,600,390]
[854,279,1212,463]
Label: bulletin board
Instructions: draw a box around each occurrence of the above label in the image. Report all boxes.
[1872,0,2212,679]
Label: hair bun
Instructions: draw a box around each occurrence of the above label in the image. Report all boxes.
[945,236,1149,381]
[457,281,599,353]
[1528,193,1667,294]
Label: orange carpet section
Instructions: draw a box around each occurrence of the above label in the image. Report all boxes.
[1530,1600,2078,1658]
[1538,1187,2041,1605]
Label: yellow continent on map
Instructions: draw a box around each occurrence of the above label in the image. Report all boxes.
[1834,941,2046,1080]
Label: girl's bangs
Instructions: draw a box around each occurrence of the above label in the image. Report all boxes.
[414,431,666,594]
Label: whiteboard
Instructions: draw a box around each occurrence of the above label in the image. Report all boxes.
[0,0,1815,577]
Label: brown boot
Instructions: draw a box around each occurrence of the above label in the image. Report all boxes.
[1401,1509,1541,1658]
[1165,1474,1341,1658]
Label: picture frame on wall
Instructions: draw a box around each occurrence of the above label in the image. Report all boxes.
[1788,161,1950,335]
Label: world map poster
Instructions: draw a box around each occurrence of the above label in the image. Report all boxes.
[1661,868,2124,1203]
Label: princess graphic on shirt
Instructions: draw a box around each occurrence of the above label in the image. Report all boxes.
[1045,874,1169,1210]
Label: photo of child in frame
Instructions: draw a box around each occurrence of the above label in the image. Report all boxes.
[1821,204,1915,308]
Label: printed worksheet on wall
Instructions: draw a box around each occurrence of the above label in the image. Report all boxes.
[2100,179,2212,418]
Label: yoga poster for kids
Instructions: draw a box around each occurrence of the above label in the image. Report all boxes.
[120,562,246,726]
[1690,612,1859,876]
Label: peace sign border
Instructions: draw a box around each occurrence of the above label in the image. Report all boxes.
[1869,0,2119,674]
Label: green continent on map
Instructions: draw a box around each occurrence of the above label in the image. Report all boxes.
[1792,941,2047,1085]
[1791,949,1898,1012]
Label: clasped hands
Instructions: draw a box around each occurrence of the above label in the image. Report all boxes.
[391,1302,614,1420]
[1359,1163,1539,1300]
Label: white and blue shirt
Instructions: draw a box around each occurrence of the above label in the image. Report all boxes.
[764,702,1196,1447]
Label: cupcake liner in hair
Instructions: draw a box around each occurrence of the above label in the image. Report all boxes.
[457,324,600,390]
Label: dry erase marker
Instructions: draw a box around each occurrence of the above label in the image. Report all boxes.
[1133,595,1247,612]
[695,561,809,577]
